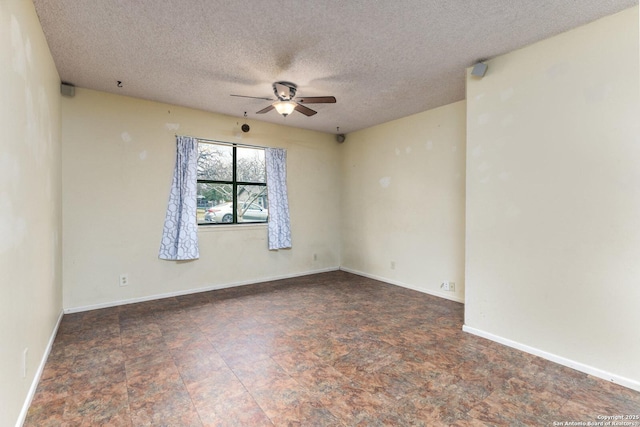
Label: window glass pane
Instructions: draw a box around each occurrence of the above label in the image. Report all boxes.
[237,147,266,183]
[196,142,268,226]
[197,143,232,181]
[237,185,268,223]
[197,183,232,224]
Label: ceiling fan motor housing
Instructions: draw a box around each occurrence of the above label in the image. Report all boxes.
[273,81,297,100]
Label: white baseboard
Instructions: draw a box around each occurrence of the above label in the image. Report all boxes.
[462,325,640,393]
[339,267,465,304]
[64,267,340,314]
[16,309,64,427]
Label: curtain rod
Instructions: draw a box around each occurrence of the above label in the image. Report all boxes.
[177,134,271,150]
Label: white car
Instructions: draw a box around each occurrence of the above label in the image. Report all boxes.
[203,202,268,223]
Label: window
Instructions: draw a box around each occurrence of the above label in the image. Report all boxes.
[197,142,268,225]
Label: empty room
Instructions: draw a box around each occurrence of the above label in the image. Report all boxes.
[2,0,639,425]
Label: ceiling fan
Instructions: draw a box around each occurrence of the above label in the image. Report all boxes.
[231,81,336,117]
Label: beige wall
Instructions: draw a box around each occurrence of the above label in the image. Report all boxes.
[465,7,640,388]
[340,101,466,302]
[0,1,63,425]
[62,88,341,310]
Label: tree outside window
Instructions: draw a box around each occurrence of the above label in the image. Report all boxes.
[197,143,268,225]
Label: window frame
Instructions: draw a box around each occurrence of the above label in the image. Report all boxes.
[197,141,267,226]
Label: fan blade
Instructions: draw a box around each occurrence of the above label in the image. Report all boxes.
[231,94,274,101]
[294,103,317,116]
[256,105,275,114]
[296,96,336,104]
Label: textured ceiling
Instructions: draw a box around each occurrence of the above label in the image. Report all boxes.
[33,0,637,135]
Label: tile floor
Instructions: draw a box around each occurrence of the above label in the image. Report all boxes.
[25,271,639,426]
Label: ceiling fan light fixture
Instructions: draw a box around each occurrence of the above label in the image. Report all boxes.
[273,100,296,117]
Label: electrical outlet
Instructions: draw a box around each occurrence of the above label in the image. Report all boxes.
[313,253,318,261]
[441,281,456,292]
[390,261,396,270]
[119,274,129,287]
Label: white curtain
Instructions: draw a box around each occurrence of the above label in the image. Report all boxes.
[158,136,199,260]
[265,148,292,250]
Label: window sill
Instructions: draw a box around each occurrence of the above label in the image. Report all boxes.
[197,223,268,232]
